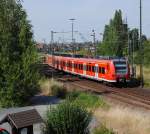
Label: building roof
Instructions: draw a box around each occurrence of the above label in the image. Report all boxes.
[0,109,43,129]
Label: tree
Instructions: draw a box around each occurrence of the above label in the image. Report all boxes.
[98,10,128,57]
[129,28,139,51]
[43,102,92,134]
[0,0,39,107]
[143,40,150,65]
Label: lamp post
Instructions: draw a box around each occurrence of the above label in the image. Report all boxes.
[139,0,144,87]
[91,29,96,58]
[69,18,76,55]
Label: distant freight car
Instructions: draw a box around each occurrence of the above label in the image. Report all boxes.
[45,54,130,83]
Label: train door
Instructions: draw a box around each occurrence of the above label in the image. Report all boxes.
[83,63,86,76]
[72,61,75,73]
[68,61,72,72]
[78,62,84,75]
[57,60,59,69]
[98,63,106,81]
[86,63,95,77]
[74,61,78,74]
[95,64,98,79]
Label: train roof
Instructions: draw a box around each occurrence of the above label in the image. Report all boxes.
[48,54,127,64]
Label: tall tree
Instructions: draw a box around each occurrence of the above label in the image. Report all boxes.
[129,28,139,51]
[0,0,39,107]
[98,10,128,57]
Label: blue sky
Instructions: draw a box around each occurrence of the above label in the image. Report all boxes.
[22,0,150,43]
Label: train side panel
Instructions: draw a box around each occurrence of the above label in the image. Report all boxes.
[44,54,130,83]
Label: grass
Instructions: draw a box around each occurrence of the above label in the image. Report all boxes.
[93,125,115,134]
[67,91,108,110]
[136,65,150,88]
[51,83,67,99]
[94,105,150,134]
[39,78,64,96]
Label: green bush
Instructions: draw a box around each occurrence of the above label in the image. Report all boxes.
[93,125,115,134]
[51,84,67,99]
[73,92,108,109]
[67,90,81,101]
[43,102,92,134]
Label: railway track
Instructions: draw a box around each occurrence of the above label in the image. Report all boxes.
[41,65,150,110]
[63,79,150,110]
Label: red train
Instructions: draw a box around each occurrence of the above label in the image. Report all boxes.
[45,54,130,83]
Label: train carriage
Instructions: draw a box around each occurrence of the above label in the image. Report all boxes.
[45,54,130,83]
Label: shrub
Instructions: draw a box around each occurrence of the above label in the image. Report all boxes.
[67,90,81,101]
[51,84,67,99]
[43,102,92,134]
[73,92,108,110]
[93,125,115,134]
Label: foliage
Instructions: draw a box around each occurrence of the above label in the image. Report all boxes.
[67,90,81,101]
[0,0,39,107]
[98,10,128,57]
[51,84,67,99]
[129,28,139,51]
[143,40,150,65]
[134,40,150,65]
[70,92,108,110]
[42,102,92,134]
[93,125,115,134]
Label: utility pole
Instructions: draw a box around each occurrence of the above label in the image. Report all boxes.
[139,0,144,87]
[51,31,54,54]
[132,32,134,77]
[69,18,76,55]
[91,29,96,58]
[50,30,55,79]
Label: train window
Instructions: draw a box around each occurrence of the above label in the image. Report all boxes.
[99,67,101,73]
[92,66,95,72]
[89,66,91,72]
[70,62,71,67]
[63,62,65,66]
[81,64,83,70]
[102,67,105,74]
[86,65,88,71]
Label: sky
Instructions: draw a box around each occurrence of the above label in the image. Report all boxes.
[22,0,150,43]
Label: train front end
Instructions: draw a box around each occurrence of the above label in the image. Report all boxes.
[113,59,130,83]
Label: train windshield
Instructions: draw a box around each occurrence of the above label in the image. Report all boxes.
[114,61,127,75]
